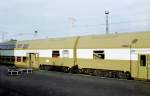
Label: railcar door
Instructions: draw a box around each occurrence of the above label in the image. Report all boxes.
[27,53,38,68]
[138,54,149,79]
[148,55,150,79]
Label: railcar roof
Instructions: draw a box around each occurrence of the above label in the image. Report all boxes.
[2,31,150,49]
[77,31,150,48]
[16,37,77,49]
[0,40,17,45]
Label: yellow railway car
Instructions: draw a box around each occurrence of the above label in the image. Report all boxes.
[0,31,150,80]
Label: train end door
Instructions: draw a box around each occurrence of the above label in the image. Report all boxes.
[138,54,150,79]
[27,53,39,68]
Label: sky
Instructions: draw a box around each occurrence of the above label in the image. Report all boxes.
[0,0,150,41]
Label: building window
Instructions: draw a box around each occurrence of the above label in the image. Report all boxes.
[140,55,146,66]
[62,50,69,58]
[93,50,105,59]
[17,57,21,62]
[52,51,60,58]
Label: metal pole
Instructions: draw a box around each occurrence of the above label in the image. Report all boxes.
[69,17,76,36]
[2,32,5,42]
[130,45,132,74]
[130,38,138,76]
[34,30,38,37]
[105,10,109,34]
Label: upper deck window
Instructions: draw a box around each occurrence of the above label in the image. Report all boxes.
[17,44,29,49]
[23,44,29,49]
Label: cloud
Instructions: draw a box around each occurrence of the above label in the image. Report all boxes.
[0,0,150,41]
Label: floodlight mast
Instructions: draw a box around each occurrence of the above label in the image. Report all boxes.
[34,30,38,36]
[69,17,76,35]
[105,10,109,35]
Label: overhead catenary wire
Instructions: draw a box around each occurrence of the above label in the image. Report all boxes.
[0,18,150,41]
[76,18,150,28]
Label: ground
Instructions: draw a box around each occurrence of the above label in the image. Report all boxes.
[0,65,150,96]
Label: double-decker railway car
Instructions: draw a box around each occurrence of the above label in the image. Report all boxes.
[0,40,17,66]
[0,32,150,80]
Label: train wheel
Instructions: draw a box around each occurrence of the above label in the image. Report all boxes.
[39,65,43,70]
[63,67,70,73]
[70,65,79,73]
[108,72,112,78]
[93,70,98,76]
[125,71,132,80]
[79,69,83,74]
[117,71,126,79]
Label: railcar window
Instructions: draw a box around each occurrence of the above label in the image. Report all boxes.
[11,56,15,62]
[140,55,146,66]
[4,56,6,61]
[17,57,21,62]
[52,51,60,58]
[62,50,69,58]
[23,57,27,62]
[6,56,11,62]
[3,56,6,61]
[2,56,4,61]
[93,50,105,59]
[1,56,4,61]
[0,56,2,62]
[17,44,23,48]
[23,44,29,49]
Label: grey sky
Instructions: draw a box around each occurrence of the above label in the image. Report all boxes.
[0,0,150,41]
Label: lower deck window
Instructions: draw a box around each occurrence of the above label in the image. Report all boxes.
[93,50,105,59]
[62,50,69,58]
[17,57,21,62]
[1,56,4,61]
[140,55,146,66]
[0,56,15,62]
[23,57,27,62]
[52,51,60,58]
[0,56,4,61]
[11,56,15,62]
[3,56,7,61]
[6,56,11,62]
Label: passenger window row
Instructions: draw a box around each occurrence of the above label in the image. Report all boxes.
[0,56,27,62]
